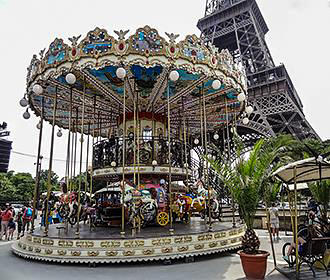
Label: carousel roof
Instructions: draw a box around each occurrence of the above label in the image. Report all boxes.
[25,26,247,137]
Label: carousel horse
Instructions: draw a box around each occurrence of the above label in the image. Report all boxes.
[172,194,191,223]
[190,180,207,211]
[190,180,221,220]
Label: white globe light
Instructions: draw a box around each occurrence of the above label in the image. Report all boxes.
[116,67,126,79]
[160,179,166,185]
[212,80,221,90]
[152,160,158,166]
[213,133,219,140]
[57,129,63,137]
[245,105,254,115]
[237,93,246,102]
[32,84,43,95]
[111,161,117,167]
[19,97,28,107]
[65,73,76,85]
[242,117,249,125]
[194,138,199,145]
[169,70,179,82]
[23,110,30,120]
[36,122,41,129]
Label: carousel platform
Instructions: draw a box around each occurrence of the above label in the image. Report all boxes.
[12,218,245,264]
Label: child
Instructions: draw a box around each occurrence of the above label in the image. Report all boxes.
[15,211,23,239]
[7,218,16,240]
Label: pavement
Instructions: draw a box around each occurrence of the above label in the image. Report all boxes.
[0,230,289,280]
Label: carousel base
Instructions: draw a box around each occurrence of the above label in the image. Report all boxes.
[12,218,245,264]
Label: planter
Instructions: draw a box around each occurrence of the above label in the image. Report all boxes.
[238,250,270,280]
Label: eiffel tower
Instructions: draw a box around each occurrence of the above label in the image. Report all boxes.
[197,0,319,143]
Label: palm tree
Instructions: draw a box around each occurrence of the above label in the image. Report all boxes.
[207,134,295,254]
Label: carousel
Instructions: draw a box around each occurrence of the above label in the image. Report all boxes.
[13,26,249,263]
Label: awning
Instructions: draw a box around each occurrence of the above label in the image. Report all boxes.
[273,157,330,184]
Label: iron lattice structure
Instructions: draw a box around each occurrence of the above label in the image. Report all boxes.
[198,0,319,142]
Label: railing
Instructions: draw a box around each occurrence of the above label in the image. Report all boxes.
[93,136,192,170]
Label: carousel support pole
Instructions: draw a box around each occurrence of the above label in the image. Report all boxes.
[294,166,299,275]
[167,81,174,235]
[44,89,58,236]
[90,96,97,202]
[67,88,73,192]
[70,120,75,192]
[181,97,189,187]
[132,85,137,237]
[121,76,127,238]
[73,108,78,179]
[85,123,90,196]
[137,93,141,189]
[199,87,207,225]
[75,78,86,238]
[226,99,236,228]
[31,97,44,233]
[202,83,212,231]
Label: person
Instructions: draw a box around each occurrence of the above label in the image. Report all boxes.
[21,204,33,236]
[269,202,280,241]
[0,204,13,241]
[15,211,23,239]
[283,225,321,262]
[7,218,16,240]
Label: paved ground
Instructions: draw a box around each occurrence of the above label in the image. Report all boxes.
[0,230,290,280]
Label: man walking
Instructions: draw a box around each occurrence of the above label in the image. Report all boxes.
[269,202,280,241]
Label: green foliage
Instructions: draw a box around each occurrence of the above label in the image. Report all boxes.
[309,180,330,221]
[39,169,60,193]
[263,180,282,208]
[0,170,60,202]
[0,172,34,202]
[207,134,295,253]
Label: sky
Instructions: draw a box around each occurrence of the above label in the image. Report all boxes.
[0,0,329,178]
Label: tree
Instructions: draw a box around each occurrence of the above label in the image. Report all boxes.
[309,180,330,222]
[207,134,295,254]
[0,171,35,202]
[38,169,60,194]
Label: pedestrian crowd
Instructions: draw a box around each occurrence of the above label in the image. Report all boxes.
[0,203,33,241]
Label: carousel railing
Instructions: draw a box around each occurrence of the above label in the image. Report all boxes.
[93,136,192,170]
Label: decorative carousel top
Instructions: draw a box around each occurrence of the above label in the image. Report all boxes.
[24,26,248,137]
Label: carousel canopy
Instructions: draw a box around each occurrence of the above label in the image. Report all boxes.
[25,26,247,137]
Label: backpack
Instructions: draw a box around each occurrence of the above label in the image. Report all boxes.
[26,208,32,217]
